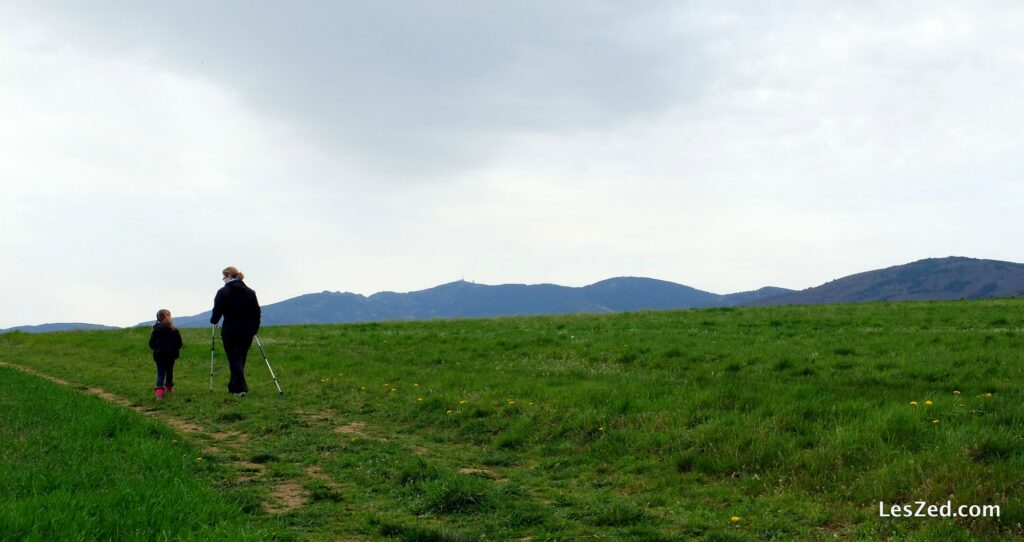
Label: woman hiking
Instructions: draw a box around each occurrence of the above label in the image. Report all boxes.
[149,309,182,401]
[210,266,261,396]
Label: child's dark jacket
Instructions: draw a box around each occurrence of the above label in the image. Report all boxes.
[149,322,183,360]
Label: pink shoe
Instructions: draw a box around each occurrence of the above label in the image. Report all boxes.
[164,385,174,394]
[155,388,165,401]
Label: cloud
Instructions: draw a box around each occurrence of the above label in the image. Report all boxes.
[2,1,1024,327]
[11,1,701,178]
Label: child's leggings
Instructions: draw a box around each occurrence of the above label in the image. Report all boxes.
[154,355,176,389]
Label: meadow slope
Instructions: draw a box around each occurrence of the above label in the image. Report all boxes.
[2,300,1023,541]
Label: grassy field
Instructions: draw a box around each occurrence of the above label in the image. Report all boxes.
[2,299,1024,541]
[0,364,279,541]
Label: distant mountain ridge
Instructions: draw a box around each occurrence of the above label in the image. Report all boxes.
[7,256,1024,332]
[164,257,1024,327]
[748,257,1024,306]
[168,278,794,328]
[0,323,120,334]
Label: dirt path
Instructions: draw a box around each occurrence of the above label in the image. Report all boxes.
[0,360,309,514]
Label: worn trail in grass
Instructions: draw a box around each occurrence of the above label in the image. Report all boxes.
[4,299,1024,540]
[0,364,280,541]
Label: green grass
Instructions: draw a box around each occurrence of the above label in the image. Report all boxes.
[0,365,280,541]
[3,299,1024,540]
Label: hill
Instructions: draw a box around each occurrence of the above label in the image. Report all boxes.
[749,256,1024,305]
[169,277,794,328]
[0,323,120,334]
[13,257,1024,330]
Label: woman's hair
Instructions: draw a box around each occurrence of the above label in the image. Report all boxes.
[222,266,245,281]
[156,309,172,327]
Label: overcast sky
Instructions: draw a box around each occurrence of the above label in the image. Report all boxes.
[2,1,1023,328]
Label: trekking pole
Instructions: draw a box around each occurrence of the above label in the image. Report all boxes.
[209,325,216,392]
[254,335,283,394]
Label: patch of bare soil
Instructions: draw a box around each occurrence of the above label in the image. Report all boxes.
[306,465,330,482]
[262,481,308,514]
[334,421,367,435]
[297,409,336,423]
[84,387,132,407]
[236,461,266,481]
[459,466,508,483]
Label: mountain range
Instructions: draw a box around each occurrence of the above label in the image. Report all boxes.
[166,256,1024,328]
[167,280,791,328]
[3,256,1023,333]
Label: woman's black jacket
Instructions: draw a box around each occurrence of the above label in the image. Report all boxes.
[210,280,262,337]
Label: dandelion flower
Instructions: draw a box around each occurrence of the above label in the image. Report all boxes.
[598,426,605,431]
[953,390,960,395]
[910,401,918,406]
[932,419,940,424]
[417,397,423,401]
[446,409,453,415]
[458,400,468,405]
[925,400,933,406]
[414,383,419,387]
[730,516,741,522]
[508,400,516,405]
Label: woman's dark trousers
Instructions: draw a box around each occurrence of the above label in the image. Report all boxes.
[222,333,253,394]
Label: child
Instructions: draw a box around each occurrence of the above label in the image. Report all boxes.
[149,309,183,401]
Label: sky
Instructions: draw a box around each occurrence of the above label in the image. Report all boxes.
[2,1,1023,328]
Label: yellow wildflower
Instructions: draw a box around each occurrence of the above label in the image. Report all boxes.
[730,516,741,522]
[925,400,933,406]
[932,419,940,424]
[910,401,918,406]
